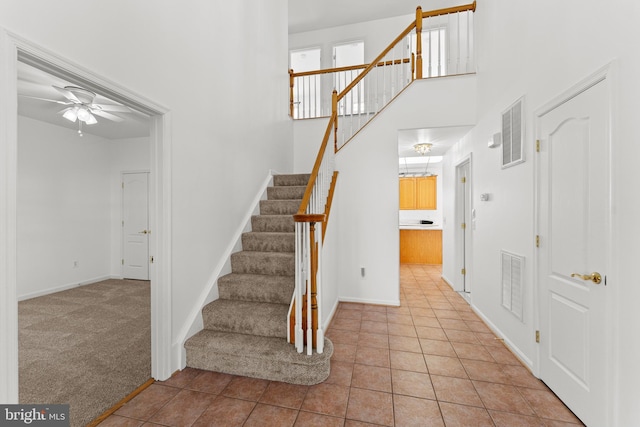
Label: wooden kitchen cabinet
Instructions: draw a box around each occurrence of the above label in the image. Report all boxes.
[399,176,437,210]
[400,229,442,264]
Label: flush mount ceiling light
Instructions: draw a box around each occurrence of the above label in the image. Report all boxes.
[413,143,433,155]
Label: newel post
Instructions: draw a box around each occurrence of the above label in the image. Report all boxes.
[309,222,319,349]
[415,6,423,79]
[289,69,295,117]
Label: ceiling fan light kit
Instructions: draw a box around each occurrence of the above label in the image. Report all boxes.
[21,84,132,137]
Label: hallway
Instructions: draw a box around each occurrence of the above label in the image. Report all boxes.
[100,264,583,426]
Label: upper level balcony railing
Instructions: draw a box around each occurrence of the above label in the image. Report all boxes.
[289,3,475,150]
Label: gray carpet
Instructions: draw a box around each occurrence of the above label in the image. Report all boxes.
[19,279,151,427]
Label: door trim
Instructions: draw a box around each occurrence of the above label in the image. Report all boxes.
[454,154,472,293]
[533,62,616,426]
[0,28,174,401]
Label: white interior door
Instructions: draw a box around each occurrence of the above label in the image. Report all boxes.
[456,159,472,293]
[123,172,149,280]
[537,73,610,426]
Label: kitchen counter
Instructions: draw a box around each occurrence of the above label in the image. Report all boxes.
[399,223,442,230]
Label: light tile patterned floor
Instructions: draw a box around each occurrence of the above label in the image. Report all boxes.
[100,264,584,426]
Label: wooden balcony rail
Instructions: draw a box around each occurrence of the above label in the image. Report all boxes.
[288,2,476,355]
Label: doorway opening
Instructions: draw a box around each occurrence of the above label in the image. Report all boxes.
[0,30,172,403]
[455,156,472,297]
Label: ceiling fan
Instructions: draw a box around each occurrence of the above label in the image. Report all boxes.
[22,85,132,136]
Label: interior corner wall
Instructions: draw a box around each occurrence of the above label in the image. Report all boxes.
[17,116,113,299]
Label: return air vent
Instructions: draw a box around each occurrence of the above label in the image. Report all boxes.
[501,250,524,321]
[501,97,524,168]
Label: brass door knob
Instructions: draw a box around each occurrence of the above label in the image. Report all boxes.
[570,272,602,284]
[139,230,149,234]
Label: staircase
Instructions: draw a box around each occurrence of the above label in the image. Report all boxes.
[184,174,333,385]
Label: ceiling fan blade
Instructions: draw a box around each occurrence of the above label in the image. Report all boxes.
[52,85,80,103]
[19,94,71,105]
[92,110,124,122]
[94,103,132,113]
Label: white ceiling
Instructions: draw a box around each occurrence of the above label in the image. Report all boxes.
[288,0,464,33]
[398,126,473,158]
[17,61,150,140]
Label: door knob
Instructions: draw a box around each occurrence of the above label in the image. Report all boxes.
[139,230,149,234]
[570,272,602,284]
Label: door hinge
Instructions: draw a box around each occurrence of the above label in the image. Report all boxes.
[536,330,540,343]
[122,220,124,227]
[150,256,154,264]
[461,268,466,275]
[536,139,540,152]
[535,235,540,248]
[461,223,466,229]
[461,177,466,183]
[121,259,124,265]
[121,182,124,189]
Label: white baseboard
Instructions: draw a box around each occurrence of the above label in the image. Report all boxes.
[17,275,113,301]
[338,296,400,307]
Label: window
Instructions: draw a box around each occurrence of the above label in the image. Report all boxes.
[290,47,321,118]
[333,41,365,115]
[410,27,447,77]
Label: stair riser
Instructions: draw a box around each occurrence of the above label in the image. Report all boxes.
[186,350,330,385]
[241,233,295,253]
[259,200,300,215]
[231,253,294,276]
[202,304,287,338]
[273,174,310,187]
[267,186,306,200]
[218,276,294,305]
[251,216,294,233]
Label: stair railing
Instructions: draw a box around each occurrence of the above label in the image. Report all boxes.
[289,3,476,150]
[289,111,338,355]
[288,2,476,355]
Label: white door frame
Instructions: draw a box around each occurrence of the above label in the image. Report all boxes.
[0,28,173,402]
[454,154,472,293]
[533,62,616,425]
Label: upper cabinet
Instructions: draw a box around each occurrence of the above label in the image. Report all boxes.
[399,176,437,210]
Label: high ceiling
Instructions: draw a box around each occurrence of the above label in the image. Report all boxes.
[289,0,463,33]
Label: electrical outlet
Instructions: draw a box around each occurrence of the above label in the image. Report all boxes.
[361,267,365,277]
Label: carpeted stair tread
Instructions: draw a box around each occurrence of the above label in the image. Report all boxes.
[259,199,301,215]
[231,251,294,276]
[267,185,307,200]
[185,330,332,385]
[251,215,295,232]
[241,232,294,253]
[273,174,311,187]
[218,273,294,304]
[202,299,288,338]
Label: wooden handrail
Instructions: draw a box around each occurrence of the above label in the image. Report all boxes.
[336,1,476,101]
[295,112,336,219]
[422,1,476,18]
[290,58,412,79]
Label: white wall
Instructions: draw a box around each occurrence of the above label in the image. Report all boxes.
[0,0,292,373]
[332,76,476,305]
[17,117,150,300]
[439,1,640,424]
[17,116,113,299]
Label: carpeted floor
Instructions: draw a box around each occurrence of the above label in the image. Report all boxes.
[18,279,151,427]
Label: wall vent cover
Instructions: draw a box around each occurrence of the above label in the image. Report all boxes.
[501,97,525,168]
[501,250,524,321]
